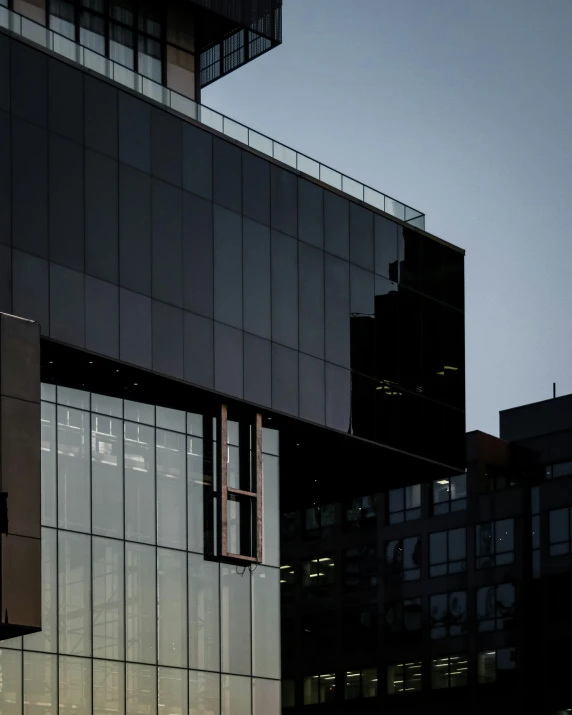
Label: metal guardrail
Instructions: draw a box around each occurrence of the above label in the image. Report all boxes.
[0,6,426,229]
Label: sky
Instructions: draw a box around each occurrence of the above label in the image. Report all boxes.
[203,0,572,437]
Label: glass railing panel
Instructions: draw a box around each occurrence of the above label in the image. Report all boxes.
[21,16,48,47]
[113,63,139,91]
[223,117,249,144]
[248,130,273,157]
[170,92,197,121]
[320,165,342,191]
[273,142,297,168]
[385,197,406,222]
[0,7,11,29]
[142,77,164,104]
[407,214,425,230]
[297,154,320,180]
[342,176,363,201]
[199,105,224,133]
[51,33,78,62]
[83,47,111,77]
[363,187,385,212]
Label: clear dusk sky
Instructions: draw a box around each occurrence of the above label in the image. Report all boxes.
[204,0,572,437]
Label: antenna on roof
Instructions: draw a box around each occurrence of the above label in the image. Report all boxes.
[553,382,556,399]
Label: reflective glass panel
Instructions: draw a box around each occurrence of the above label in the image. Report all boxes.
[93,659,125,715]
[93,536,125,660]
[126,542,156,664]
[125,422,156,544]
[92,413,124,538]
[189,670,220,715]
[58,406,91,532]
[156,429,186,549]
[59,655,92,715]
[59,530,92,656]
[158,548,187,668]
[126,663,157,715]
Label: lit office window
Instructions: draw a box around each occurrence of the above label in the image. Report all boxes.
[345,668,377,700]
[388,485,421,523]
[303,674,336,704]
[478,648,516,684]
[476,583,516,631]
[387,662,422,694]
[431,655,468,689]
[430,591,467,639]
[476,519,514,567]
[302,555,335,596]
[433,474,466,515]
[386,536,421,581]
[549,507,572,555]
[429,528,466,576]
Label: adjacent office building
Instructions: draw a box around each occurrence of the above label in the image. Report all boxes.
[0,1,467,714]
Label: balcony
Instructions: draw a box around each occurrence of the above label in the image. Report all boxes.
[0,6,425,229]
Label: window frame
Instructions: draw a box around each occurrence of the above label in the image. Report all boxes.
[385,598,422,638]
[432,474,466,515]
[429,527,466,577]
[475,518,515,568]
[388,485,421,523]
[303,673,336,705]
[548,507,572,556]
[476,582,516,632]
[429,590,467,639]
[385,535,421,581]
[344,667,378,700]
[387,662,422,694]
[431,655,468,689]
[477,648,516,684]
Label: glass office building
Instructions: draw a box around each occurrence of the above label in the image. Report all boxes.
[0,2,466,714]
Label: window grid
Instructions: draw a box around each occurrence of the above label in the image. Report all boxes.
[344,667,377,700]
[433,474,466,515]
[477,648,516,684]
[303,673,336,704]
[387,662,422,694]
[430,591,467,639]
[388,485,421,523]
[476,583,516,632]
[431,655,468,689]
[0,385,281,715]
[476,519,515,568]
[549,507,572,556]
[429,528,466,577]
[386,536,421,581]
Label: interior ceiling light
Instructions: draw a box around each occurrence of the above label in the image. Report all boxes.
[444,365,458,371]
[436,371,445,376]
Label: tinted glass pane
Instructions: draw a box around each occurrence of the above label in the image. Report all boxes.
[49,58,83,144]
[126,664,157,715]
[325,363,351,432]
[119,93,150,173]
[157,429,186,549]
[299,242,325,359]
[299,353,325,425]
[298,178,323,248]
[222,675,251,715]
[124,422,155,543]
[151,108,182,186]
[11,43,47,127]
[86,276,120,358]
[158,549,187,667]
[496,519,514,554]
[24,527,57,653]
[59,531,91,656]
[85,150,118,284]
[213,138,241,213]
[221,565,251,675]
[184,312,214,389]
[271,165,297,238]
[325,254,350,367]
[152,179,183,307]
[188,434,204,553]
[271,231,298,349]
[243,218,271,338]
[272,344,299,416]
[324,192,349,260]
[58,406,90,532]
[119,165,152,295]
[252,567,280,679]
[214,323,243,399]
[350,203,374,270]
[244,334,271,408]
[430,531,447,564]
[374,214,399,280]
[0,111,10,248]
[93,660,125,715]
[189,671,220,715]
[85,77,118,159]
[126,543,156,664]
[183,193,213,318]
[182,123,212,201]
[550,509,568,544]
[0,34,8,113]
[214,206,242,329]
[92,414,124,538]
[152,302,184,379]
[243,152,270,225]
[120,289,152,369]
[93,536,125,660]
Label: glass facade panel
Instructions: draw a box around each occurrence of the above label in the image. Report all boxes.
[59,655,92,715]
[156,429,186,549]
[92,413,124,538]
[221,675,251,715]
[24,652,57,715]
[253,678,281,714]
[221,565,251,676]
[188,433,204,553]
[158,667,188,715]
[59,530,92,656]
[126,542,156,664]
[189,670,220,715]
[252,567,281,679]
[41,401,57,527]
[188,555,220,671]
[126,663,157,715]
[93,536,125,660]
[25,527,58,653]
[158,549,188,668]
[58,405,91,532]
[0,649,22,715]
[125,422,156,544]
[93,659,125,715]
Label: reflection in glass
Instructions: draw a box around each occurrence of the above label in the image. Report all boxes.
[126,543,156,664]
[93,537,125,660]
[124,422,155,544]
[189,670,220,715]
[158,549,187,668]
[188,434,204,553]
[58,406,90,532]
[252,567,280,679]
[221,565,251,676]
[156,429,186,549]
[262,453,280,566]
[59,530,92,656]
[24,652,57,715]
[387,662,422,694]
[253,678,281,714]
[221,674,251,715]
[126,663,157,715]
[93,659,125,715]
[41,402,57,527]
[92,414,124,538]
[138,36,162,82]
[59,655,92,715]
[25,528,57,653]
[0,649,21,715]
[188,555,219,672]
[80,10,105,54]
[49,0,76,39]
[158,667,188,715]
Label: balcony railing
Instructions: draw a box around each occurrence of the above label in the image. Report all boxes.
[0,6,426,229]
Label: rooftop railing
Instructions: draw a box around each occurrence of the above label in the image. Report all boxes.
[0,6,426,229]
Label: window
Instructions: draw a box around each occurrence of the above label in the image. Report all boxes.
[476,583,515,631]
[345,495,377,527]
[549,507,572,555]
[476,519,514,568]
[343,607,377,652]
[386,536,421,581]
[282,679,295,708]
[345,668,377,700]
[478,648,516,684]
[385,599,422,638]
[302,555,335,596]
[344,546,377,593]
[303,674,336,704]
[546,461,572,480]
[429,528,466,576]
[388,485,421,523]
[531,486,540,578]
[305,503,337,539]
[433,474,466,514]
[387,662,422,694]
[280,564,296,601]
[431,656,468,689]
[430,591,467,639]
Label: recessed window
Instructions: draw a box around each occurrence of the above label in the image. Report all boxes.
[387,662,422,694]
[549,507,572,555]
[385,599,422,637]
[431,655,468,689]
[430,591,467,639]
[345,668,377,700]
[302,555,335,596]
[345,495,376,527]
[476,519,514,568]
[386,536,421,581]
[478,648,516,684]
[429,528,466,577]
[433,474,466,515]
[476,583,515,631]
[388,485,421,523]
[303,674,336,704]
